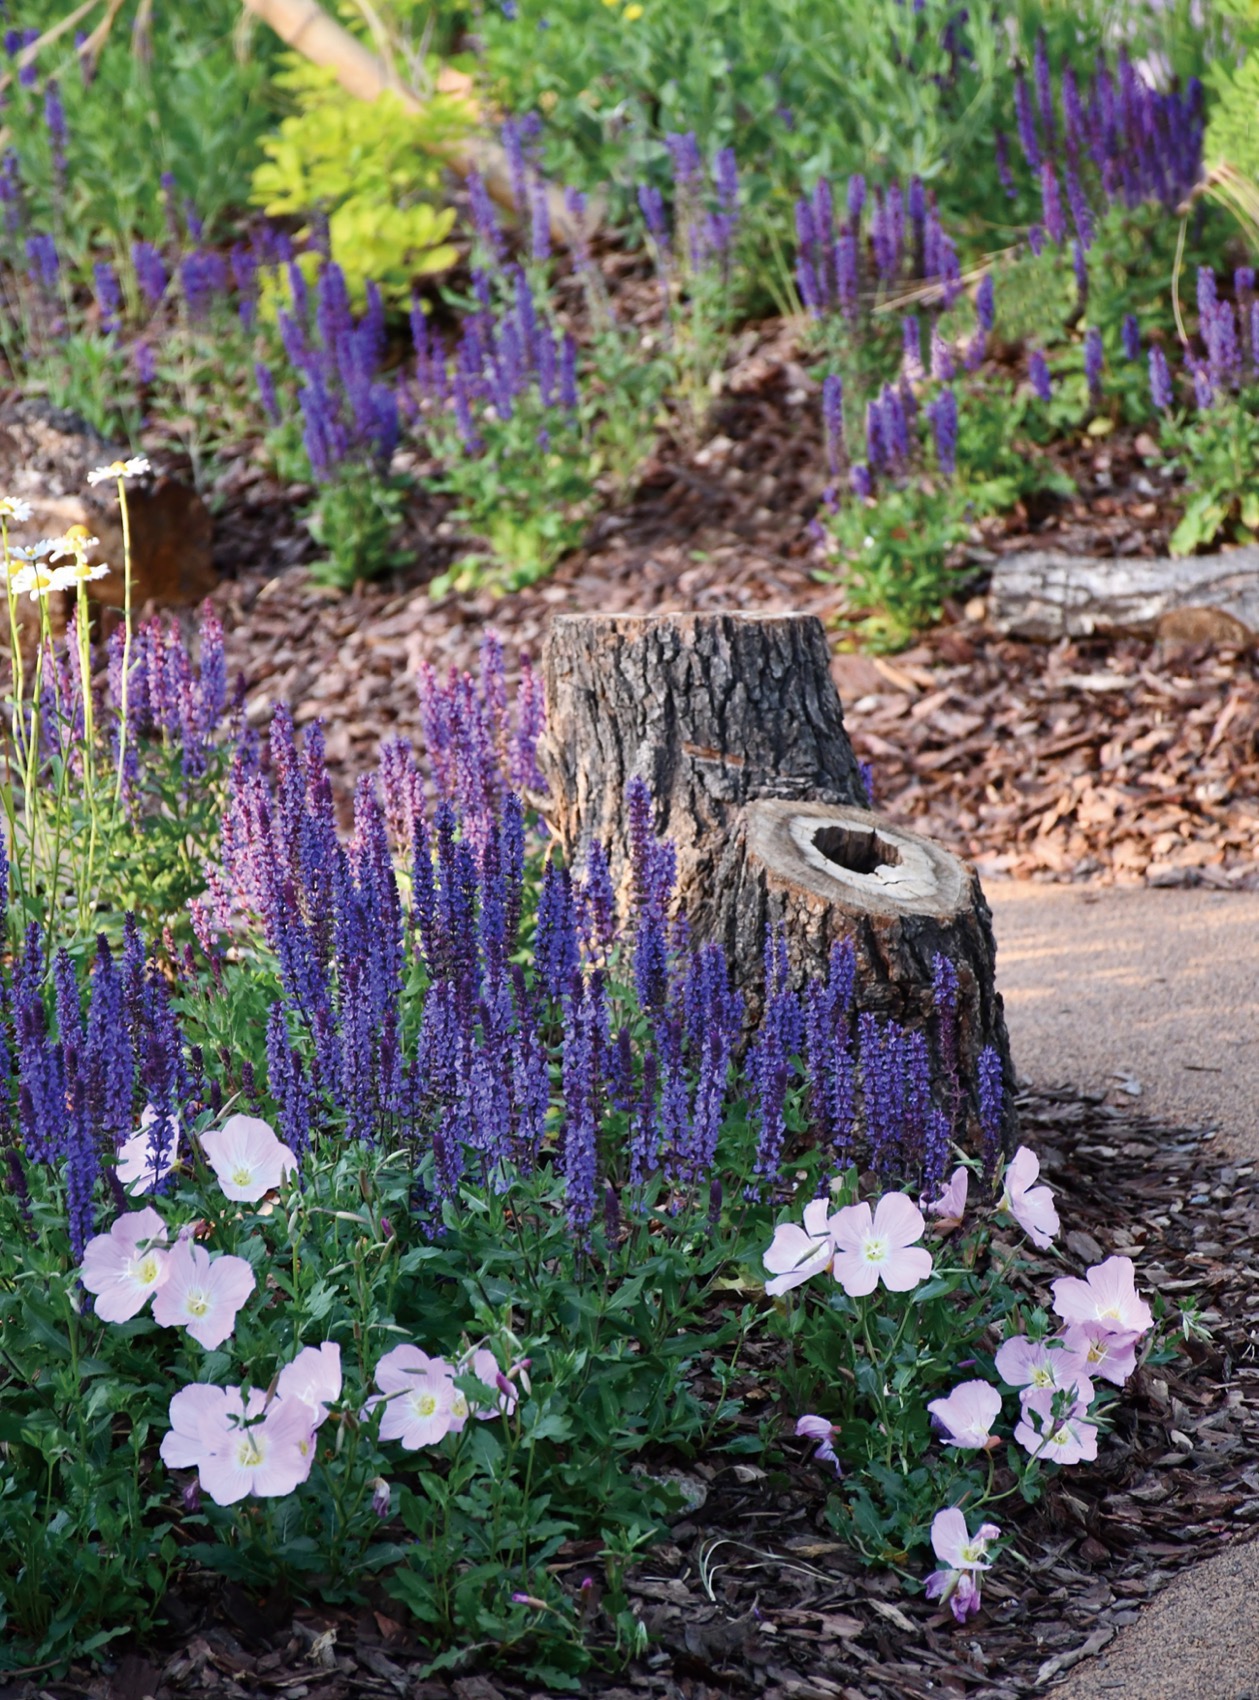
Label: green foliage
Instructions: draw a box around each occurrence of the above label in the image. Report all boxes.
[822,482,974,650]
[478,0,1121,301]
[251,64,466,305]
[1161,390,1259,554]
[3,0,280,260]
[306,464,410,588]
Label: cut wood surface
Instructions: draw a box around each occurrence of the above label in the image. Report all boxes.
[989,547,1259,643]
[542,610,1017,1149]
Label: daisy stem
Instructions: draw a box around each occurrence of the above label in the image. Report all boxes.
[114,475,133,808]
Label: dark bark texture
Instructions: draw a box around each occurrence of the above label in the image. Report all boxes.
[542,611,1018,1154]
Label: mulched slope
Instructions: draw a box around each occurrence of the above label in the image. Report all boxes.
[202,320,1257,888]
[214,560,1259,891]
[7,1090,1256,1700]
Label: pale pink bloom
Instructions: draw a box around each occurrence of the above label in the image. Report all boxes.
[116,1105,181,1194]
[830,1192,932,1298]
[795,1413,842,1476]
[1014,1386,1099,1467]
[995,1335,1090,1396]
[1061,1321,1141,1387]
[997,1146,1059,1249]
[763,1197,835,1296]
[1051,1255,1153,1336]
[459,1346,518,1420]
[201,1114,297,1203]
[928,1379,1003,1449]
[923,1166,968,1223]
[277,1343,343,1426]
[197,1392,316,1506]
[371,1345,459,1449]
[151,1240,255,1349]
[923,1507,1001,1623]
[80,1206,169,1321]
[160,1384,240,1471]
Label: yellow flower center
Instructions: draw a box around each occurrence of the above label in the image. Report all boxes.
[186,1289,209,1318]
[451,1393,469,1419]
[1098,1305,1123,1322]
[412,1390,438,1419]
[235,1433,265,1468]
[862,1237,888,1264]
[1050,1426,1072,1448]
[232,1164,254,1187]
[1031,1364,1055,1387]
[136,1254,159,1285]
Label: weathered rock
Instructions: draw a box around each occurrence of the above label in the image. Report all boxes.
[0,401,216,622]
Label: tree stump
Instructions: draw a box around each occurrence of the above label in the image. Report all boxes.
[542,610,1017,1151]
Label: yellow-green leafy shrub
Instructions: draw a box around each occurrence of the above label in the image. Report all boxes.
[251,61,468,304]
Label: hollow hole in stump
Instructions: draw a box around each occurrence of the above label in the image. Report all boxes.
[812,823,903,877]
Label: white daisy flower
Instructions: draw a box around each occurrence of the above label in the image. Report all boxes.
[87,456,151,486]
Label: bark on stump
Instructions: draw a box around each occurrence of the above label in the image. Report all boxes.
[542,611,1017,1152]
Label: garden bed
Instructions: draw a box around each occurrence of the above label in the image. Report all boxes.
[6,1088,1254,1700]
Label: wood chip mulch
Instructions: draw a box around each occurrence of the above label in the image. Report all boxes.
[5,1089,1257,1700]
[192,314,1258,889]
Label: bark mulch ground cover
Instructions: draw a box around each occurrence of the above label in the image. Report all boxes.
[4,1089,1256,1700]
[194,315,1259,890]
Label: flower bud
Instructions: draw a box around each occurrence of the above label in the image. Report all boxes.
[371,1477,390,1519]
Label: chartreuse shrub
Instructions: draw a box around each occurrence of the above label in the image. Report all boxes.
[1,524,1172,1677]
[250,58,466,308]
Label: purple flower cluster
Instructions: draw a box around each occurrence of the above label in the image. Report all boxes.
[1005,45,1204,248]
[271,260,399,481]
[795,171,960,321]
[10,915,191,1260]
[415,634,545,856]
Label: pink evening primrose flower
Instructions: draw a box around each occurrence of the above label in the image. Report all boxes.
[923,1507,1001,1624]
[923,1166,968,1224]
[830,1192,933,1298]
[1051,1255,1153,1336]
[795,1413,842,1476]
[80,1206,169,1322]
[201,1114,297,1204]
[1014,1386,1099,1467]
[928,1379,1003,1449]
[116,1105,181,1194]
[763,1197,835,1296]
[370,1345,460,1449]
[160,1384,316,1506]
[997,1146,1060,1249]
[994,1335,1090,1396]
[1060,1321,1141,1387]
[151,1240,255,1350]
[277,1343,343,1427]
